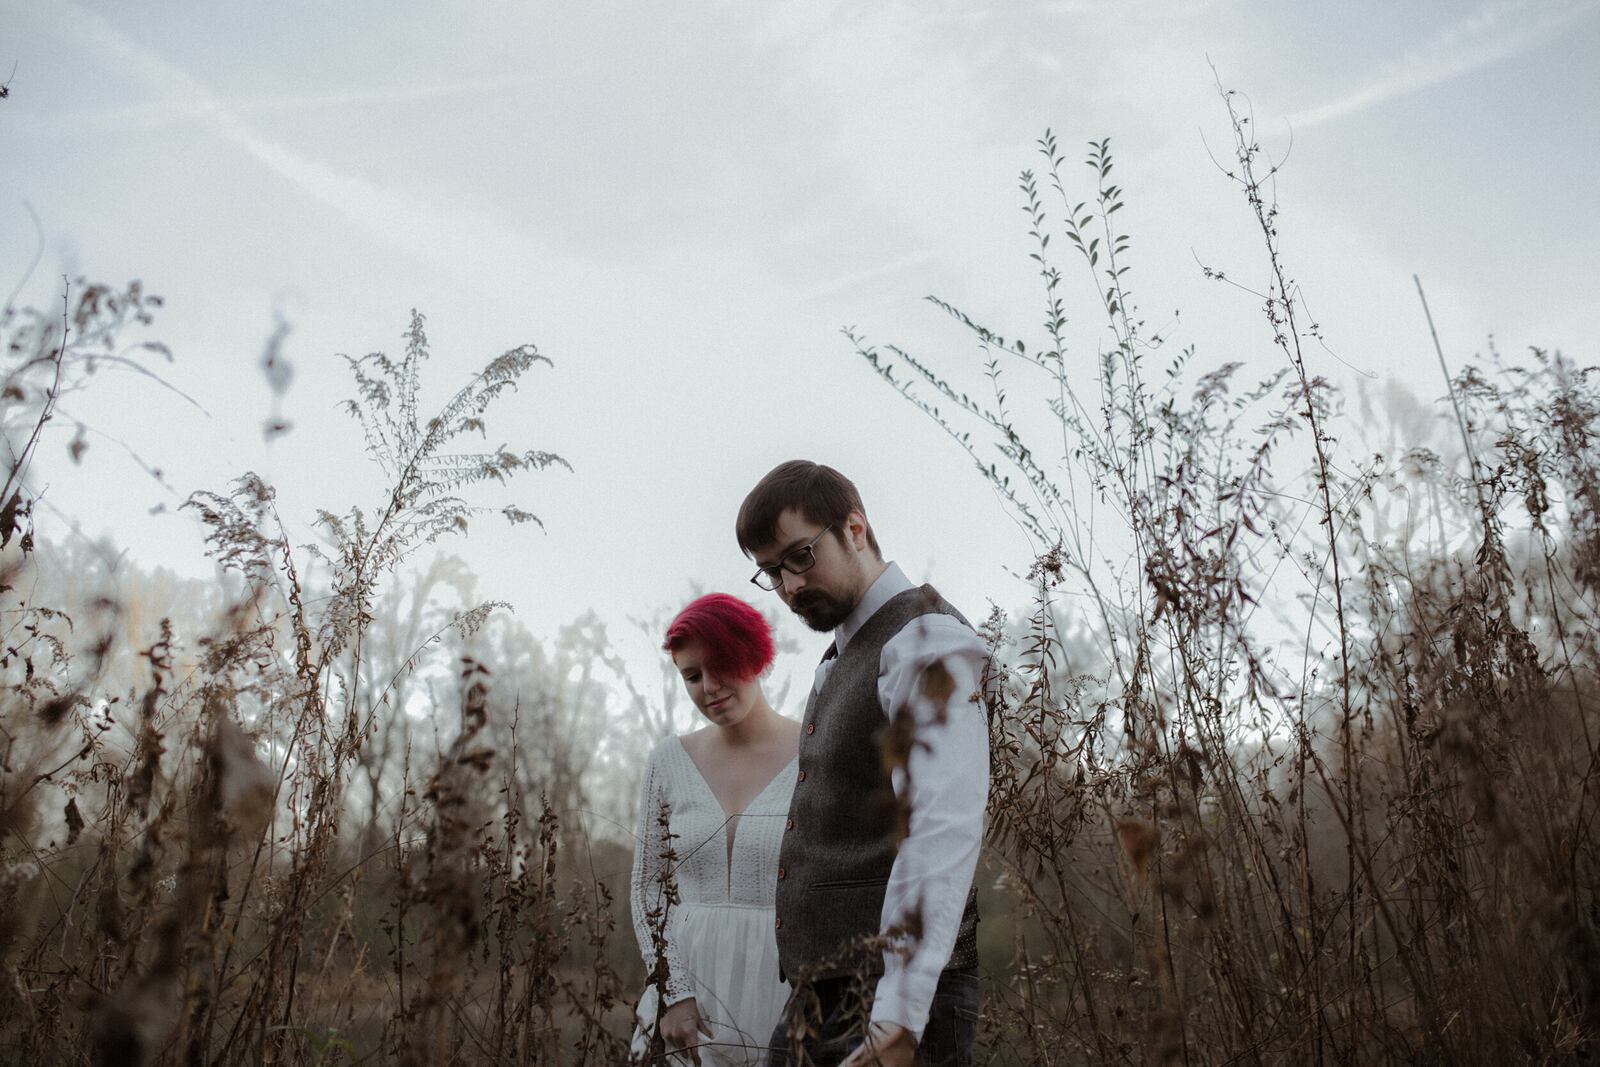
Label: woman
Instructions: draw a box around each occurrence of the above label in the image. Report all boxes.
[630,593,800,1066]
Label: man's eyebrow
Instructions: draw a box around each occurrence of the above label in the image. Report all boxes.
[756,536,810,564]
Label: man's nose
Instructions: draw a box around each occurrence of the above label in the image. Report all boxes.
[779,568,806,596]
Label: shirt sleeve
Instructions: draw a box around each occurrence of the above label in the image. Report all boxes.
[629,744,697,1007]
[868,613,989,1039]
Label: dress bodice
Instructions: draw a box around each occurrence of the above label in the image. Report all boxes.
[653,738,795,908]
[630,736,798,1006]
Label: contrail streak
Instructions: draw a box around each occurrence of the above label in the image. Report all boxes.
[30,1,556,290]
[1288,0,1597,130]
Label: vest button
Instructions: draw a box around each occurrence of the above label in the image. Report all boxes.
[778,866,786,880]
[806,722,815,735]
[774,917,783,930]
[785,817,794,831]
[797,770,806,783]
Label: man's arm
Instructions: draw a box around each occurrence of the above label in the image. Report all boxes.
[868,614,989,1039]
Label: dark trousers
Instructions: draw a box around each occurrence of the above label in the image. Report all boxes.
[765,967,980,1066]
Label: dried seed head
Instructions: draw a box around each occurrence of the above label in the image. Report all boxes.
[1116,818,1160,883]
[0,859,40,893]
[210,717,275,833]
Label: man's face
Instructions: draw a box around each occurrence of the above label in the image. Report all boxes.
[752,507,869,633]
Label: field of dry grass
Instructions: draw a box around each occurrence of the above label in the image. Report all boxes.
[2,97,1597,1065]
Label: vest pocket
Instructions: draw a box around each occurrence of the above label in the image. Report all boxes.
[808,876,891,892]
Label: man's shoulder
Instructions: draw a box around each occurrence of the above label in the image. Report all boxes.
[882,609,987,665]
[866,583,967,629]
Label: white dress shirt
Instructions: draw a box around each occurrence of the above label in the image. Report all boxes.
[811,562,989,1040]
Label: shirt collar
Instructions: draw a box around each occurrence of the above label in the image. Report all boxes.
[834,561,912,655]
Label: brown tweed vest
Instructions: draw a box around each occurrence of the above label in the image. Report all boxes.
[774,584,981,982]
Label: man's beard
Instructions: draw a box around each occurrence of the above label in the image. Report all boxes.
[790,591,853,633]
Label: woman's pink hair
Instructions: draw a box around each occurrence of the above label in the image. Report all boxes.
[662,593,775,681]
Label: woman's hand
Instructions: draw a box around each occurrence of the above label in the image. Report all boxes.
[660,997,714,1064]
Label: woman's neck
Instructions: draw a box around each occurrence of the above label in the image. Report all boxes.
[717,694,780,747]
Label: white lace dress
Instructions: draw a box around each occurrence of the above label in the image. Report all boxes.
[630,737,797,1066]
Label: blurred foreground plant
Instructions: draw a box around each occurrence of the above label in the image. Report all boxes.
[0,303,635,1066]
[850,92,1600,1064]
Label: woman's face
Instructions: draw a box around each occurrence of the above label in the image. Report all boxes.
[672,639,761,728]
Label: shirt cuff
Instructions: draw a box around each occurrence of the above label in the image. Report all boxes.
[868,957,941,1041]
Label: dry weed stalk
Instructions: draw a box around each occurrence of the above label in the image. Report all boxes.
[849,91,1600,1064]
[6,85,1596,1066]
[1,301,636,1065]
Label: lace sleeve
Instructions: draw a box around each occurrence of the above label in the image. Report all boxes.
[629,743,696,1006]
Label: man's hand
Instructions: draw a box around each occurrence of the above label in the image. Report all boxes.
[840,1021,915,1067]
[659,997,714,1065]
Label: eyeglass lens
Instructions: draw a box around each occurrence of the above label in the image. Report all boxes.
[754,544,817,589]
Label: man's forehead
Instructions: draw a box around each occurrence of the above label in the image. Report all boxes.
[753,508,823,558]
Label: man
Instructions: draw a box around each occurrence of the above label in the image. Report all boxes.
[738,460,988,1067]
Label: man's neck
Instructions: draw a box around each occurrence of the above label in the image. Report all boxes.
[834,561,912,654]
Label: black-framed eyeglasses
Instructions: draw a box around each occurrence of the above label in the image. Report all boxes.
[750,524,835,591]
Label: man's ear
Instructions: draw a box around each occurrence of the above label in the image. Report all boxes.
[844,510,872,552]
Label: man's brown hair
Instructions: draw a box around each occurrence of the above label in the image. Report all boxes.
[736,460,881,558]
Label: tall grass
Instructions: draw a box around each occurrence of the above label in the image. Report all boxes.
[2,87,1596,1066]
[0,301,641,1065]
[848,92,1600,1064]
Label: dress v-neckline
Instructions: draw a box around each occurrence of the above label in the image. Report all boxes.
[675,737,797,874]
[675,736,796,821]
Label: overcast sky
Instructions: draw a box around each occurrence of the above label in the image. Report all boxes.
[4,0,1597,702]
